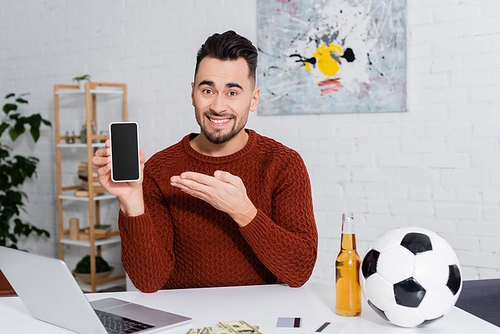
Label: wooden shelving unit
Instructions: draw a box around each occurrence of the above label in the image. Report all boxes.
[54,82,128,293]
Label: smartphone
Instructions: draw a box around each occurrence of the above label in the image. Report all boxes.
[109,122,141,182]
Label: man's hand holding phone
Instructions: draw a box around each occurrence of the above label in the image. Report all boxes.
[92,122,146,216]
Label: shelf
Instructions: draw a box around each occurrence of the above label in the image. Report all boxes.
[55,82,128,293]
[57,142,106,148]
[59,191,116,201]
[60,235,121,247]
[55,88,123,95]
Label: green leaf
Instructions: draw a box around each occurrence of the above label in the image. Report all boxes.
[12,117,27,139]
[6,165,24,185]
[20,190,29,201]
[0,122,10,138]
[9,127,24,142]
[2,207,16,222]
[7,190,23,203]
[28,114,42,128]
[13,155,38,179]
[5,93,15,99]
[27,114,42,142]
[42,119,52,126]
[72,74,91,82]
[30,127,40,142]
[8,234,18,245]
[14,116,27,129]
[15,155,39,164]
[3,103,17,115]
[0,147,9,158]
[0,173,9,191]
[32,225,50,238]
[13,218,28,236]
[16,98,28,104]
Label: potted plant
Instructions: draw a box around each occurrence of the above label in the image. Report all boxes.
[0,93,51,294]
[72,74,91,90]
[72,254,114,283]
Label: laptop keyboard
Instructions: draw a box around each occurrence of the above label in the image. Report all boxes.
[95,309,155,334]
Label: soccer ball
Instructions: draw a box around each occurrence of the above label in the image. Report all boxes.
[361,227,462,328]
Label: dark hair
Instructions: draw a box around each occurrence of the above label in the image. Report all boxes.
[195,30,258,86]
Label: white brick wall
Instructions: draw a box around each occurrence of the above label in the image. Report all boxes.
[1,0,499,282]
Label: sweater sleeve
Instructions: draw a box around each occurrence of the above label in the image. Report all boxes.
[118,169,175,293]
[238,153,318,288]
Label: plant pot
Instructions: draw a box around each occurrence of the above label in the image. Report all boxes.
[0,269,15,295]
[79,81,88,90]
[72,267,114,284]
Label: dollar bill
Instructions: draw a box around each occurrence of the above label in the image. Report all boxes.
[200,327,238,334]
[185,329,203,334]
[186,326,239,334]
[219,321,262,334]
[186,321,260,334]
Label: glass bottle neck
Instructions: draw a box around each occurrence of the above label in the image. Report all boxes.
[341,213,356,250]
[341,213,355,234]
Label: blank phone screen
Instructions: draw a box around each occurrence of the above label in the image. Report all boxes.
[110,122,140,182]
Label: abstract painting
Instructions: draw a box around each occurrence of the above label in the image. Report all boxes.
[257,0,407,115]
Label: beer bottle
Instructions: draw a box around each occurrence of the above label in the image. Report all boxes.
[335,213,362,316]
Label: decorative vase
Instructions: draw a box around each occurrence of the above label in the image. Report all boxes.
[80,122,97,143]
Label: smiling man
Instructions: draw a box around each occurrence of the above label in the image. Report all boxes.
[192,57,257,148]
[92,31,318,292]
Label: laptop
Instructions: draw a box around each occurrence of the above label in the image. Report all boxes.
[0,247,191,334]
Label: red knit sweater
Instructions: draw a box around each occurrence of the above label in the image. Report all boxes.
[118,129,318,292]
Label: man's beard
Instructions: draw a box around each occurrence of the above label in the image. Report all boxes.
[196,110,247,144]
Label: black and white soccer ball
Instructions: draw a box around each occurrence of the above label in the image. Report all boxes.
[361,227,462,328]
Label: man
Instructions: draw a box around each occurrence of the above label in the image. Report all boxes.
[92,30,318,292]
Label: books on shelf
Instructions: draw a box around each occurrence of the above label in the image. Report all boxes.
[78,161,98,178]
[84,224,111,234]
[78,169,98,178]
[80,179,103,189]
[74,188,107,197]
[77,161,105,192]
[79,233,111,240]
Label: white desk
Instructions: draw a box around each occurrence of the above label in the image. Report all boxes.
[0,281,498,333]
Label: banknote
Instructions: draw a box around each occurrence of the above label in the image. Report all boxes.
[186,326,238,334]
[185,329,202,334]
[219,320,262,334]
[200,327,237,334]
[185,320,261,334]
